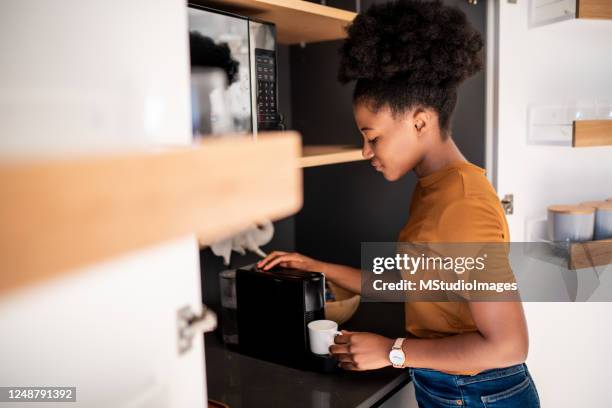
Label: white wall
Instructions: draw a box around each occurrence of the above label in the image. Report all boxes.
[490,1,612,406]
[0,1,205,407]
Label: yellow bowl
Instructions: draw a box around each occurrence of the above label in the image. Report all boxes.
[325,281,360,325]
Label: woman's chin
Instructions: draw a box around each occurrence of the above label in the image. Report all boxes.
[379,167,405,182]
[380,169,398,181]
[371,163,399,181]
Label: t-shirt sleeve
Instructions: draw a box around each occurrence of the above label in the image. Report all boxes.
[432,198,516,300]
[436,198,507,243]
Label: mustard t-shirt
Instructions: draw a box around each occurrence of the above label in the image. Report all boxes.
[398,161,510,341]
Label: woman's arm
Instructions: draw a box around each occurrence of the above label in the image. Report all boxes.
[319,262,362,294]
[401,301,529,371]
[331,301,529,372]
[257,251,362,294]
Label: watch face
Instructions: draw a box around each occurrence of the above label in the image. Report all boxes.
[389,349,405,366]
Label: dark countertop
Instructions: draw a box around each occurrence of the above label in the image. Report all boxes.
[205,302,409,408]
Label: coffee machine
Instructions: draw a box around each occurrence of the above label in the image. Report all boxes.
[233,266,336,372]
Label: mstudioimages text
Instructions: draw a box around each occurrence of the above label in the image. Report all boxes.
[372,279,518,293]
[372,253,487,275]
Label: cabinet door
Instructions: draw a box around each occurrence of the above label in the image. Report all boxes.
[487,2,612,407]
[0,238,206,408]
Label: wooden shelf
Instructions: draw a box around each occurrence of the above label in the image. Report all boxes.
[195,0,356,44]
[527,239,612,271]
[572,120,612,147]
[569,239,612,270]
[0,132,302,294]
[577,0,612,19]
[299,145,364,168]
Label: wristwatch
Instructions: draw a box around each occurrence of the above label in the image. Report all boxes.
[389,338,406,368]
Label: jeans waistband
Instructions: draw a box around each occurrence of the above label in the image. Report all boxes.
[457,363,526,385]
[410,363,527,386]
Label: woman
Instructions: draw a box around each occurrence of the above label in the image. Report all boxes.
[258,1,540,406]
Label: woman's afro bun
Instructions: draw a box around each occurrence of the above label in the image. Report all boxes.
[189,31,240,85]
[338,0,483,90]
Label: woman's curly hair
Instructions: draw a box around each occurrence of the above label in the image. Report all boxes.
[338,0,483,136]
[189,31,239,85]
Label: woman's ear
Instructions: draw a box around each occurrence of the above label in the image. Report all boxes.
[412,109,429,134]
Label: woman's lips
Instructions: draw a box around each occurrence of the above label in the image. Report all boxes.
[371,160,383,172]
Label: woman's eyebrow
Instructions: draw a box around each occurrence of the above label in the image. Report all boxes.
[360,126,374,132]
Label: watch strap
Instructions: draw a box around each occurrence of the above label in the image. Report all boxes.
[393,337,405,350]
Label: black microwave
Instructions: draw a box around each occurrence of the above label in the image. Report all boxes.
[188,4,284,135]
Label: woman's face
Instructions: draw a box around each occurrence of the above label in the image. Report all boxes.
[353,103,427,181]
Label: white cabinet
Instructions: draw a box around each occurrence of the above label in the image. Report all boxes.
[0,238,206,408]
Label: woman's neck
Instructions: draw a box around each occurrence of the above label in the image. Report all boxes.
[413,136,467,179]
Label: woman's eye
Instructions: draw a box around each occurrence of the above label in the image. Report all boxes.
[369,137,379,145]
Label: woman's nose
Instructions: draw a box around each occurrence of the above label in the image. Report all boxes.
[362,142,374,160]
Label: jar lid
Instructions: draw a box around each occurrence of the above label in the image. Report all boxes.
[548,204,595,214]
[581,201,612,210]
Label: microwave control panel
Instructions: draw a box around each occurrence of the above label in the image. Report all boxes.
[255,48,279,130]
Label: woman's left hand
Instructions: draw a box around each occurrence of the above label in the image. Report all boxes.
[329,331,395,371]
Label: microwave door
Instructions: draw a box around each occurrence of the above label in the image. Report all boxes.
[188,6,253,134]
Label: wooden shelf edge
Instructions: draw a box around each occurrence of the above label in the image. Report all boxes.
[569,239,612,270]
[577,0,612,19]
[250,0,355,20]
[572,120,612,147]
[195,0,356,44]
[299,145,364,168]
[0,132,303,294]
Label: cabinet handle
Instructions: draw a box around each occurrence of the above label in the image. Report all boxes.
[177,304,217,355]
[501,194,514,215]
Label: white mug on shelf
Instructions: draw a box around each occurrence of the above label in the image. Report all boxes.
[307,320,341,355]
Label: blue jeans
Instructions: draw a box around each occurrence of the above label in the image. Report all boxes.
[409,363,540,408]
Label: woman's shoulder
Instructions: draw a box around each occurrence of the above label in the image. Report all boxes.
[404,162,509,243]
[424,162,497,204]
[436,194,508,242]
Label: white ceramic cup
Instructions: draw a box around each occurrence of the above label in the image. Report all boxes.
[307,320,342,355]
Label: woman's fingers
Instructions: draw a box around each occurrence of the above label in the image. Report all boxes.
[329,343,350,354]
[256,251,287,268]
[261,254,292,270]
[338,362,359,371]
[329,332,352,355]
[327,331,360,370]
[256,251,322,273]
[335,353,353,363]
[335,332,352,344]
[261,253,303,270]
